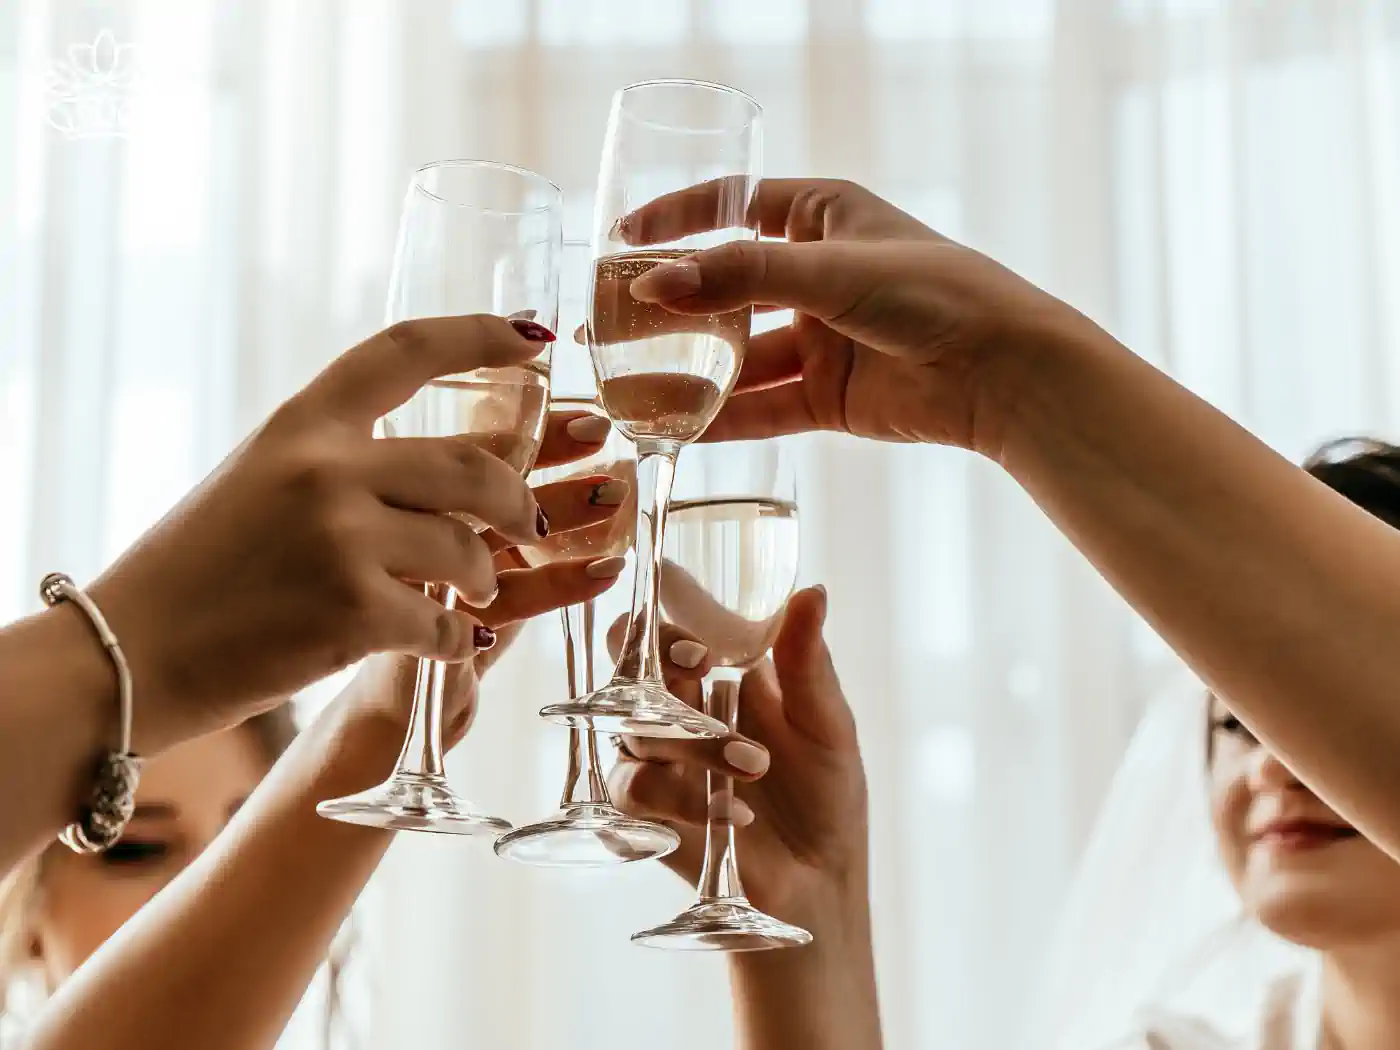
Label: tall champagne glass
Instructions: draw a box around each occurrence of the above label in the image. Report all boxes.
[495,242,679,866]
[317,160,562,836]
[541,79,762,740]
[631,440,812,950]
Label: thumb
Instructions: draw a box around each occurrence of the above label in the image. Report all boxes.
[770,585,853,748]
[629,240,874,324]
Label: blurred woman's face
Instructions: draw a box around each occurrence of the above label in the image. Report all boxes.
[29,728,268,985]
[1209,695,1400,948]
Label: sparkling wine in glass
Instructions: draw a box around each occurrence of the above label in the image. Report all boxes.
[541,78,762,740]
[631,440,813,950]
[317,159,562,836]
[494,393,679,867]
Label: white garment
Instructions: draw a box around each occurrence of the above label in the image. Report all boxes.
[1021,673,1324,1050]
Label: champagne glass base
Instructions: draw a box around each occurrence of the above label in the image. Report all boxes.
[493,803,680,867]
[316,773,512,837]
[540,679,727,739]
[630,898,814,952]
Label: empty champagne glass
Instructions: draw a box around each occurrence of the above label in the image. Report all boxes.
[317,160,562,836]
[541,79,762,740]
[631,439,812,950]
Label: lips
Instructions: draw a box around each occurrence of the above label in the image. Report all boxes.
[1252,819,1360,851]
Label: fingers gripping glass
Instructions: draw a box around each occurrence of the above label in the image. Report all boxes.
[493,266,679,867]
[541,79,763,741]
[317,160,562,836]
[631,440,812,950]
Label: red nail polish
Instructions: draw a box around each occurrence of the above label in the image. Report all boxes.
[473,625,497,650]
[509,318,556,342]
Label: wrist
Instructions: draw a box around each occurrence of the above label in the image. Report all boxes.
[972,298,1122,466]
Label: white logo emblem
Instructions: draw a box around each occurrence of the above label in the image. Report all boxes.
[44,29,137,140]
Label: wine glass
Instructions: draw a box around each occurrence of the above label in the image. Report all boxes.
[317,159,562,836]
[541,79,763,740]
[494,242,679,867]
[631,439,812,950]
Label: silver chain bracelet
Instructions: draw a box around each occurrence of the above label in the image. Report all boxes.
[40,572,142,853]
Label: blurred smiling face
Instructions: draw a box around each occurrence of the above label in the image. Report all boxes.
[28,727,268,985]
[1208,694,1400,948]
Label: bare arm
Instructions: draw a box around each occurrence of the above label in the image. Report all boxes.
[997,320,1400,858]
[23,691,401,1050]
[0,609,124,874]
[729,882,882,1050]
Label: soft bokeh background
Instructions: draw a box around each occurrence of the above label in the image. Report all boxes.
[2,1,1399,1047]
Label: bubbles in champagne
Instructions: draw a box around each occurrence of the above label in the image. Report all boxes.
[381,361,550,475]
[589,248,748,443]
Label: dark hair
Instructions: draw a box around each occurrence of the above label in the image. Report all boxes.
[1205,437,1400,762]
[1,707,352,1050]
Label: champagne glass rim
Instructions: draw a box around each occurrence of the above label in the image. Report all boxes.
[410,158,563,215]
[613,78,763,130]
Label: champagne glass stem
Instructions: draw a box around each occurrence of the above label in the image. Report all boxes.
[611,443,681,683]
[695,675,746,902]
[390,583,456,779]
[557,598,610,807]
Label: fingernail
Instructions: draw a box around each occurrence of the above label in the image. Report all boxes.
[473,625,497,650]
[536,505,551,537]
[507,308,537,322]
[572,323,587,345]
[723,740,770,776]
[630,258,701,302]
[509,318,556,342]
[585,556,627,579]
[669,639,708,669]
[589,478,629,506]
[813,583,829,624]
[609,216,628,241]
[566,414,611,443]
[709,791,756,826]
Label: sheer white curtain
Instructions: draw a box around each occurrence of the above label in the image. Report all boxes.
[2,1,1398,1047]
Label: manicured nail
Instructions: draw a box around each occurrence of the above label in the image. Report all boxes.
[509,318,556,342]
[630,258,701,301]
[572,323,587,345]
[566,414,611,443]
[608,216,628,241]
[813,583,829,625]
[709,791,756,826]
[506,308,537,321]
[669,639,707,669]
[723,740,770,776]
[536,505,551,537]
[589,478,629,506]
[473,625,497,650]
[585,556,627,579]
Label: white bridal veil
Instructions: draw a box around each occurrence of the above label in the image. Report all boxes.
[1022,669,1320,1050]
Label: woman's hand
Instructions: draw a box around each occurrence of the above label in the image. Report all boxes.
[606,586,868,925]
[609,177,1101,455]
[82,315,560,754]
[344,403,634,749]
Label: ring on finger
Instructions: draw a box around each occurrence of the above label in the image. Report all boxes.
[610,733,640,761]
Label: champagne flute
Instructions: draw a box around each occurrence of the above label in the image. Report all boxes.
[631,440,812,950]
[317,160,562,836]
[495,241,679,867]
[541,79,762,740]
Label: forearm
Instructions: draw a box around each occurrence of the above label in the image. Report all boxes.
[0,608,119,874]
[729,881,882,1050]
[26,702,401,1050]
[997,321,1400,855]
